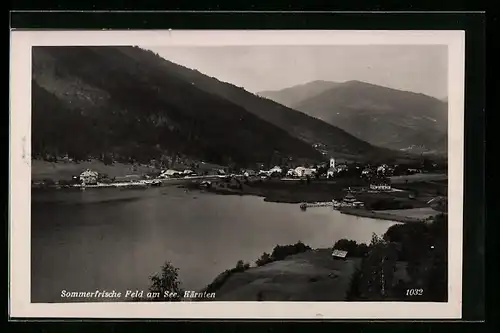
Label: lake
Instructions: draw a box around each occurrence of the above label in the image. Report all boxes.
[31,186,399,303]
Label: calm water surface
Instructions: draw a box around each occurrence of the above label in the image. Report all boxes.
[31,186,398,302]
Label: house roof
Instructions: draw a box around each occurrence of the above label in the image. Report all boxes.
[162,169,181,175]
[80,169,98,176]
[332,249,348,258]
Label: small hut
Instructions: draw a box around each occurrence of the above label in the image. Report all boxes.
[332,249,348,260]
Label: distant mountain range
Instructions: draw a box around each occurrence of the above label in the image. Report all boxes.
[258,80,340,108]
[259,80,448,154]
[32,46,396,169]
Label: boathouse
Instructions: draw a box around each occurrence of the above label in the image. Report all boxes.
[333,192,364,208]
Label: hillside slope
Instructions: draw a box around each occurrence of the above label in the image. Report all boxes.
[209,249,360,301]
[117,48,394,161]
[32,46,326,168]
[291,80,448,153]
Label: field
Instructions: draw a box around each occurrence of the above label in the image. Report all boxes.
[212,249,361,301]
[389,173,447,184]
[32,159,160,181]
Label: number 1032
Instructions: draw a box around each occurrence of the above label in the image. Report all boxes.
[406,289,424,296]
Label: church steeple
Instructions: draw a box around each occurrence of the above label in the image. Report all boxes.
[330,158,335,169]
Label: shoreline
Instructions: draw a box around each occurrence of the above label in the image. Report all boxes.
[33,178,442,223]
[31,176,226,190]
[338,207,428,223]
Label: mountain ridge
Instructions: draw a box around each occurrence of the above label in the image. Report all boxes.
[258,80,341,108]
[32,46,326,168]
[260,80,448,154]
[128,48,398,161]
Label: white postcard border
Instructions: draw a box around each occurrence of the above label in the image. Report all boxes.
[9,29,465,319]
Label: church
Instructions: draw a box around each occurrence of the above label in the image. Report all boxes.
[327,158,337,179]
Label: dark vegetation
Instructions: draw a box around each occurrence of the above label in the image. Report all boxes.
[332,239,370,258]
[116,47,394,161]
[32,46,326,168]
[31,46,401,171]
[255,241,312,266]
[346,214,448,301]
[364,198,415,210]
[147,261,183,301]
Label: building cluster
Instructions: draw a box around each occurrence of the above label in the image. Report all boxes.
[158,161,229,179]
[287,166,316,178]
[243,165,318,178]
[240,157,416,182]
[79,169,99,185]
[159,169,196,179]
[326,158,349,179]
[361,164,395,178]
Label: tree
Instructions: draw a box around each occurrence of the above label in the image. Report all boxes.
[255,252,272,266]
[334,239,369,257]
[235,260,245,271]
[370,233,386,247]
[148,261,183,301]
[233,260,251,272]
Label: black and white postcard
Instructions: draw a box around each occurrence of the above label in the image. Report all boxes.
[9,30,465,319]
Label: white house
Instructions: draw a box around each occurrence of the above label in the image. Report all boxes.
[293,167,315,177]
[362,168,372,176]
[327,167,337,179]
[332,249,348,260]
[79,169,99,185]
[336,164,348,172]
[292,167,304,177]
[370,183,392,191]
[243,169,256,177]
[269,166,282,174]
[159,169,181,178]
[303,168,315,177]
[377,164,389,174]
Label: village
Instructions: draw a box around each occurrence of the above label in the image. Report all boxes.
[32,154,447,224]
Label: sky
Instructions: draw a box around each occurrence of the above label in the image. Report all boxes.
[146,45,448,99]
